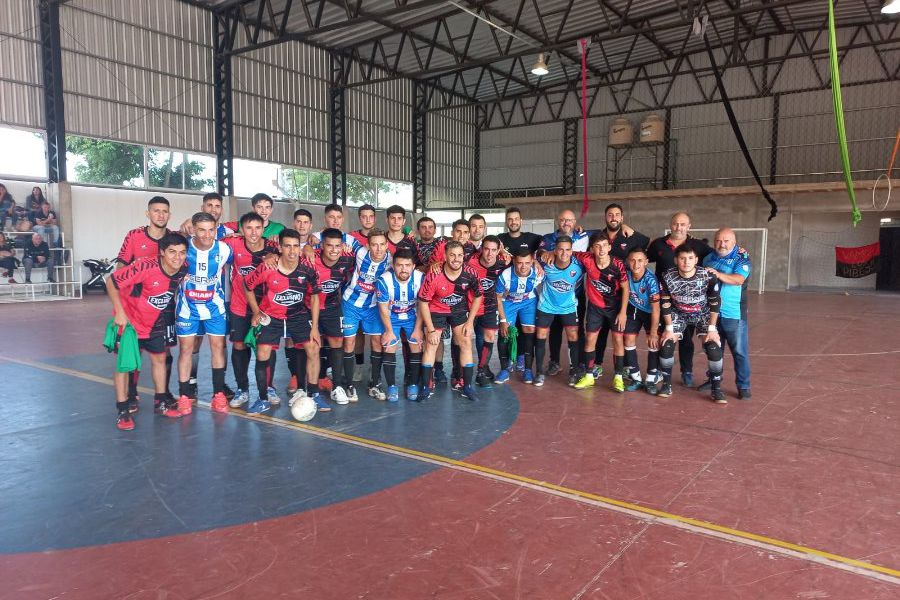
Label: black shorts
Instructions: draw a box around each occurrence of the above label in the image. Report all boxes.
[257,316,312,347]
[585,304,620,333]
[138,323,176,354]
[432,311,468,330]
[229,310,252,343]
[319,309,343,339]
[624,305,653,335]
[476,309,499,331]
[535,309,579,329]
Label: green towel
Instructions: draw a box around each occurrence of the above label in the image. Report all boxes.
[103,319,142,373]
[244,323,262,351]
[506,325,518,363]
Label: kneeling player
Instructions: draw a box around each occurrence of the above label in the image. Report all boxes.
[623,247,661,393]
[244,229,325,413]
[417,241,483,401]
[376,249,424,402]
[107,233,189,430]
[658,246,725,403]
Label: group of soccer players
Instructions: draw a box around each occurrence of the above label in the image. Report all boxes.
[107,193,748,431]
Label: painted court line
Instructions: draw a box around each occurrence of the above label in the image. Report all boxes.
[3,353,898,586]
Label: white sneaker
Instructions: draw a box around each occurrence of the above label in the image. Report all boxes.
[289,389,308,407]
[229,389,249,408]
[267,387,281,406]
[331,386,350,405]
[347,385,359,403]
[369,384,386,401]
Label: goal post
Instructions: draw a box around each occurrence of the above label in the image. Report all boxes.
[663,228,768,294]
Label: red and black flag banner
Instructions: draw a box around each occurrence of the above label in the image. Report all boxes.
[835,243,880,278]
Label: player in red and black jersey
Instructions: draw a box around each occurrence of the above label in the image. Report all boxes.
[572,233,630,391]
[417,240,483,402]
[220,212,279,408]
[244,229,324,414]
[348,203,376,247]
[107,232,189,430]
[466,235,508,387]
[385,204,419,256]
[308,228,355,396]
[430,219,477,265]
[116,196,171,268]
[415,216,443,268]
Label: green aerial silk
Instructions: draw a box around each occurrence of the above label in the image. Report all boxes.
[506,325,518,363]
[828,0,862,226]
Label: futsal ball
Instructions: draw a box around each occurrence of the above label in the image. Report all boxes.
[291,395,317,422]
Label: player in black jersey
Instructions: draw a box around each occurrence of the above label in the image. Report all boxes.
[658,245,725,403]
[416,216,442,268]
[498,206,543,255]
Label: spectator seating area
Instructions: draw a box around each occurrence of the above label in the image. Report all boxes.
[0,230,81,302]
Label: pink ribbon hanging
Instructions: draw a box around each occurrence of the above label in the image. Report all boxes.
[579,38,590,217]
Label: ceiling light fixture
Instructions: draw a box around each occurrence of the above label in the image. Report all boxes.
[883,0,900,14]
[531,53,549,76]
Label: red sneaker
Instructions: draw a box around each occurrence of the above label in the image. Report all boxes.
[128,395,140,414]
[177,395,193,415]
[318,377,333,392]
[116,411,135,431]
[210,392,229,414]
[287,375,299,395]
[154,401,182,419]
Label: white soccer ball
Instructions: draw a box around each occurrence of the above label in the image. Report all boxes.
[290,395,317,422]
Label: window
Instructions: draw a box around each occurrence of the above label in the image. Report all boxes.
[186,154,216,192]
[233,158,281,199]
[346,174,376,207]
[67,136,144,187]
[277,166,331,203]
[0,126,47,179]
[377,180,413,210]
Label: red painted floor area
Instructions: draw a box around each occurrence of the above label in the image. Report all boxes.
[2,292,899,598]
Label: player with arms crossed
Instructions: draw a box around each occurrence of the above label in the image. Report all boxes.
[376,249,424,402]
[107,233,189,430]
[244,229,324,413]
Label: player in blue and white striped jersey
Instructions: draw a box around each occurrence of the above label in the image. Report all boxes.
[495,250,544,385]
[174,212,234,415]
[376,249,424,402]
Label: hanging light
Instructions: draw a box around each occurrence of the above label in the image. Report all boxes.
[531,53,549,76]
[883,0,900,14]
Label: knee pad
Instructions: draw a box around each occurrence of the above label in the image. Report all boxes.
[659,339,675,359]
[703,341,724,375]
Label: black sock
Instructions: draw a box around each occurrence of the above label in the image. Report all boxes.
[521,333,534,370]
[255,359,268,400]
[267,354,277,389]
[647,350,659,377]
[451,343,461,379]
[383,353,396,386]
[212,367,225,394]
[329,347,344,386]
[534,337,546,375]
[463,363,474,386]
[356,352,364,365]
[285,347,297,379]
[421,364,433,389]
[320,346,329,377]
[369,351,383,387]
[232,347,251,390]
[568,340,579,373]
[614,354,624,373]
[190,350,199,382]
[584,350,596,372]
[498,336,510,370]
[128,370,139,400]
[408,352,422,387]
[549,318,562,364]
[116,400,129,414]
[306,379,319,395]
[153,392,167,408]
[434,361,445,374]
[165,353,173,393]
[178,380,191,397]
[624,347,639,378]
[343,351,356,387]
[296,349,308,389]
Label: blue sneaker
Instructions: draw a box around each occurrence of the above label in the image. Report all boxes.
[229,388,249,408]
[433,369,448,384]
[311,392,331,412]
[494,369,510,384]
[523,369,534,384]
[387,385,399,402]
[414,385,431,403]
[460,384,480,401]
[406,384,419,400]
[515,355,525,372]
[682,372,694,387]
[246,397,272,413]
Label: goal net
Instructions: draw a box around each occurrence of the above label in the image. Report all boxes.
[663,228,768,294]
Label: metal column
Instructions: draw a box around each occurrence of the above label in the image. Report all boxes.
[38,0,66,183]
[213,11,235,196]
[330,52,349,205]
[412,81,430,213]
[563,118,578,194]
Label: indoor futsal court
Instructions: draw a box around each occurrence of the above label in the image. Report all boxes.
[1,0,899,598]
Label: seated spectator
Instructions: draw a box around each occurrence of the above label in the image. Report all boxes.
[0,232,17,283]
[26,187,45,212]
[0,183,17,231]
[21,232,55,284]
[32,201,60,247]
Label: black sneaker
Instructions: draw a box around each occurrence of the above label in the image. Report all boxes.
[222,383,235,401]
[567,371,579,387]
[116,410,135,431]
[547,361,561,376]
[697,379,712,392]
[712,389,727,404]
[656,382,673,398]
[127,395,140,414]
[644,379,658,395]
[475,370,493,388]
[738,388,752,400]
[483,364,496,381]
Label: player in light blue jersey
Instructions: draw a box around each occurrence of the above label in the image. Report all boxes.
[174,212,234,415]
[376,249,424,402]
[534,235,582,387]
[496,250,544,384]
[623,247,662,393]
